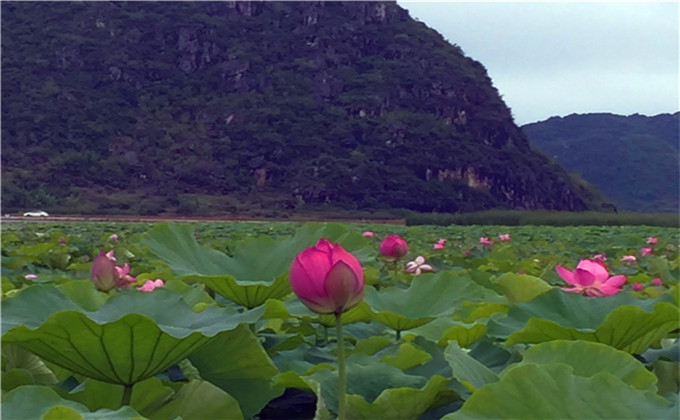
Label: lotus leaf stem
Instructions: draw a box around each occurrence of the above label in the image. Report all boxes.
[121,384,133,407]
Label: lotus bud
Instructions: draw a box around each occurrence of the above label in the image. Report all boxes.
[90,251,119,292]
[379,234,409,260]
[289,239,364,315]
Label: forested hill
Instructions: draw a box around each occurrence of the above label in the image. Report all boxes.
[522,113,679,214]
[2,1,605,216]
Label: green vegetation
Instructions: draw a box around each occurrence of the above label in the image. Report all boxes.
[2,2,606,216]
[405,210,680,227]
[523,112,680,213]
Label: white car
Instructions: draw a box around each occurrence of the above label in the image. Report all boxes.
[23,211,49,217]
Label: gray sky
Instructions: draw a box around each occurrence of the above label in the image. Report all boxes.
[398,1,679,125]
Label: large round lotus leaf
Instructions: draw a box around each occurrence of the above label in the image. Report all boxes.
[183,273,291,309]
[443,364,676,420]
[365,270,504,332]
[1,385,143,419]
[488,288,679,353]
[521,340,659,392]
[1,285,263,385]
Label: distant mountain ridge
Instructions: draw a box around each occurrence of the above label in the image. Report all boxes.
[522,112,679,213]
[2,1,605,216]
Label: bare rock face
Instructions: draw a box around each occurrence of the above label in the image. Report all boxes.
[1,1,602,213]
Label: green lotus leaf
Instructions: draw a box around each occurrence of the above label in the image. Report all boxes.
[188,324,283,419]
[365,271,504,332]
[1,344,58,391]
[57,280,109,311]
[443,364,676,420]
[345,375,452,420]
[183,273,291,309]
[1,285,263,385]
[521,340,659,392]
[444,342,499,392]
[492,272,552,303]
[1,385,144,419]
[148,380,244,420]
[406,317,489,348]
[488,288,679,353]
[380,342,432,370]
[653,360,680,396]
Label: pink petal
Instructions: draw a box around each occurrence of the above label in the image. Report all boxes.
[573,268,597,287]
[420,264,434,272]
[555,265,577,285]
[603,275,627,288]
[576,260,609,281]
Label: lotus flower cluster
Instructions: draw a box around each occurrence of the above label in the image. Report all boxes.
[555,259,626,297]
[289,239,365,315]
[379,234,409,260]
[90,250,164,293]
[433,238,446,250]
[498,233,511,242]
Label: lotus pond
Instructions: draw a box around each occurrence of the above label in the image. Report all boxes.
[1,221,679,419]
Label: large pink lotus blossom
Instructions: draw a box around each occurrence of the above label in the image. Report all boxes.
[620,255,637,263]
[640,248,653,257]
[479,237,494,247]
[647,236,658,245]
[406,256,434,275]
[289,239,364,315]
[498,234,511,242]
[379,234,409,260]
[139,279,165,292]
[555,259,626,297]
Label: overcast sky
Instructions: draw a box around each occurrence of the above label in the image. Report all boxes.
[398,2,679,125]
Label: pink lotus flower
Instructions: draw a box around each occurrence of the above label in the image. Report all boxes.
[463,249,472,256]
[433,242,445,250]
[592,253,607,263]
[90,251,120,292]
[362,231,375,238]
[139,279,165,292]
[620,255,637,263]
[479,237,494,247]
[115,263,137,288]
[640,248,653,257]
[379,234,409,260]
[109,233,119,243]
[647,236,658,245]
[25,274,37,280]
[406,256,434,275]
[632,282,644,291]
[498,234,511,242]
[652,277,663,286]
[437,238,447,245]
[555,259,626,297]
[289,239,364,315]
[58,237,67,244]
